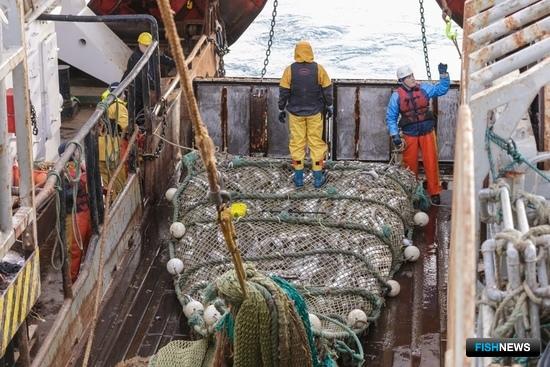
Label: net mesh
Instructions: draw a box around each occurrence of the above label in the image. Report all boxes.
[148,339,214,367]
[170,152,417,333]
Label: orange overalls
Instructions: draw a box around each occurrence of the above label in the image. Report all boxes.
[402,132,440,196]
[397,86,441,196]
[64,163,92,282]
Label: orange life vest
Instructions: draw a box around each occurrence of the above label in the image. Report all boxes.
[397,86,434,127]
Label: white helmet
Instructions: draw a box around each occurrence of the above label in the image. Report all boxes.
[396,65,413,80]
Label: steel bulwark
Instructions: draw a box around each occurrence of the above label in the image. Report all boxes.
[31,175,143,367]
[195,78,460,162]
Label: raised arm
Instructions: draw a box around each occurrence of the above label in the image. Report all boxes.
[421,64,450,98]
[385,92,400,137]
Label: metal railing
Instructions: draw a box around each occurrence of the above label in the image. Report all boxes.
[3,13,162,301]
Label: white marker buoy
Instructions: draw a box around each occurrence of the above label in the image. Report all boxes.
[184,300,204,318]
[347,309,368,328]
[308,314,322,330]
[204,305,222,326]
[387,280,401,297]
[170,222,186,239]
[166,258,184,275]
[413,212,429,227]
[165,188,177,201]
[404,245,420,262]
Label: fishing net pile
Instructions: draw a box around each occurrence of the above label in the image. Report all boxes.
[151,152,419,366]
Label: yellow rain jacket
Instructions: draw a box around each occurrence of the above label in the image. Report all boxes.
[278,41,331,171]
[278,40,332,116]
[98,98,128,162]
[98,96,129,196]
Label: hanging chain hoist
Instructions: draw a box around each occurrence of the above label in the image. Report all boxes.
[445,15,462,59]
[418,0,432,81]
[439,0,462,59]
[214,27,230,77]
[260,0,278,81]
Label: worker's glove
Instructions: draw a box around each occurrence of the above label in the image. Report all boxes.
[278,110,286,124]
[438,63,448,74]
[391,134,403,148]
[326,105,334,118]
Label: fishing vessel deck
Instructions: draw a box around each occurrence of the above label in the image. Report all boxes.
[64,191,451,367]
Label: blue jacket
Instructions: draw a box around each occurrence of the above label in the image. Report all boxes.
[386,74,450,137]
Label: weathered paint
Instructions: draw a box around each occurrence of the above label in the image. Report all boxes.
[335,86,357,159]
[197,85,223,147]
[187,36,218,79]
[196,79,460,162]
[227,86,251,155]
[544,85,550,170]
[102,174,143,279]
[0,249,40,356]
[249,87,269,154]
[357,87,391,161]
[31,175,142,367]
[471,18,550,70]
[221,87,228,151]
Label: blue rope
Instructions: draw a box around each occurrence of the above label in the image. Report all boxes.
[215,312,235,342]
[322,356,338,367]
[413,183,430,211]
[316,314,364,367]
[486,126,550,183]
[271,275,320,367]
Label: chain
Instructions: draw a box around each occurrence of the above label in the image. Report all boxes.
[142,115,168,160]
[213,26,230,77]
[217,47,228,77]
[418,0,432,80]
[216,44,229,78]
[260,0,278,81]
[30,103,38,136]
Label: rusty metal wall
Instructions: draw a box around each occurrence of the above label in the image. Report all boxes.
[196,78,459,162]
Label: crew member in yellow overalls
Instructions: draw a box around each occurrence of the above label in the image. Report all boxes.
[278,40,333,188]
[98,82,129,200]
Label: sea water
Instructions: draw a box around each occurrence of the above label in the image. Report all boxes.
[224,0,463,81]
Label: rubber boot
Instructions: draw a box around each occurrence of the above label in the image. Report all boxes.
[294,169,304,188]
[313,170,327,188]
